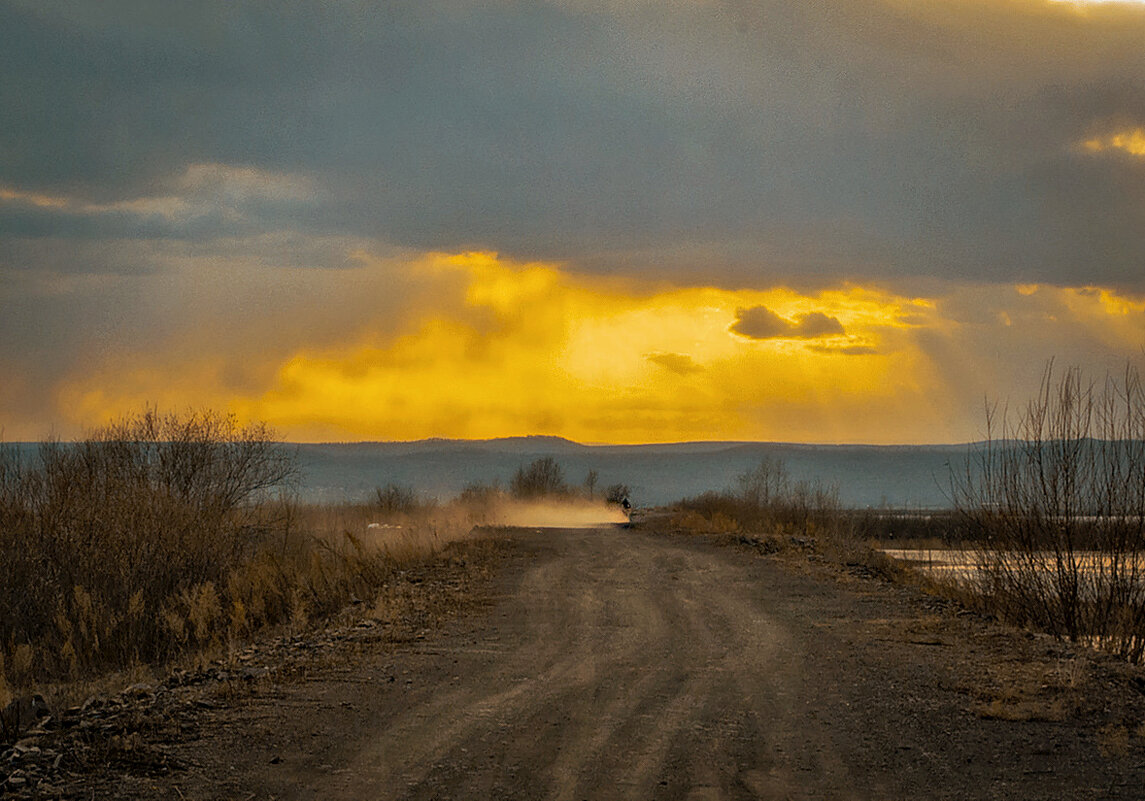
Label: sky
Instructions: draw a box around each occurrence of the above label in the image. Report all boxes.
[2,0,1144,444]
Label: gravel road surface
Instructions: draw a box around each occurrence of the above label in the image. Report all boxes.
[156,526,1145,800]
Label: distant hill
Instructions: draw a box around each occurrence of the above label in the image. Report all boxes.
[3,436,970,508]
[293,437,970,508]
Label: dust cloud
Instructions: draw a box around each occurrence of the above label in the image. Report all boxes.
[491,500,629,529]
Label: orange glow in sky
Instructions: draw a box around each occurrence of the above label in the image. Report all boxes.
[47,251,1142,445]
[219,253,940,443]
[1082,129,1145,157]
[6,4,1145,447]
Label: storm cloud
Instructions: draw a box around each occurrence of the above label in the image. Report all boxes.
[3,0,1144,286]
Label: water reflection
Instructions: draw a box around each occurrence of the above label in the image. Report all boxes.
[883,548,1145,586]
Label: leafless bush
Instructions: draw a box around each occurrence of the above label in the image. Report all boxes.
[374,483,424,518]
[456,481,505,524]
[604,483,630,506]
[953,362,1145,661]
[672,458,841,539]
[0,411,503,711]
[736,456,790,508]
[736,457,840,536]
[510,457,568,499]
[583,469,599,500]
[0,410,299,682]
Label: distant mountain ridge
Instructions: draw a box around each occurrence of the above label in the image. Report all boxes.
[322,435,589,456]
[3,436,971,508]
[293,437,972,508]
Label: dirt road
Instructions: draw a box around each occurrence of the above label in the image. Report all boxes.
[157,527,1145,800]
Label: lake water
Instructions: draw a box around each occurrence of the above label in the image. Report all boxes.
[882,548,1145,587]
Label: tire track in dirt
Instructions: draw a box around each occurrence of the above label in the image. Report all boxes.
[162,527,1145,801]
[321,528,854,800]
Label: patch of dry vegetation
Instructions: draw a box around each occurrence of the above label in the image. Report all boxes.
[953,362,1145,662]
[968,654,1082,723]
[658,458,920,583]
[0,411,488,725]
[663,456,842,550]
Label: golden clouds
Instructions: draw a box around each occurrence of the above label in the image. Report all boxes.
[1033,285,1145,349]
[1081,128,1145,157]
[46,251,1145,445]
[230,253,939,443]
[645,353,702,376]
[1052,0,1145,4]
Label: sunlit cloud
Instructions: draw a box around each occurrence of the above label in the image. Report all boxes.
[25,250,1145,445]
[53,251,944,443]
[1081,128,1145,157]
[1034,285,1145,350]
[1047,0,1145,12]
[645,353,703,376]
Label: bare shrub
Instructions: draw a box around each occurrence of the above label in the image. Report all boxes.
[0,413,501,716]
[0,410,299,684]
[953,362,1145,661]
[511,457,568,499]
[604,483,631,506]
[737,456,789,508]
[583,469,599,500]
[671,459,840,540]
[456,481,505,524]
[374,483,428,519]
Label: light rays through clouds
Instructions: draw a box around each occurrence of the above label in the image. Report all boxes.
[48,251,1145,445]
[2,0,1145,443]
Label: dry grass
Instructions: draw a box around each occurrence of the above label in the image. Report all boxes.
[0,411,492,722]
[660,479,919,582]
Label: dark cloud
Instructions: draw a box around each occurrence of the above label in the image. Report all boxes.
[792,312,845,339]
[730,306,791,340]
[731,306,845,340]
[645,352,702,375]
[0,204,236,243]
[2,0,1145,289]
